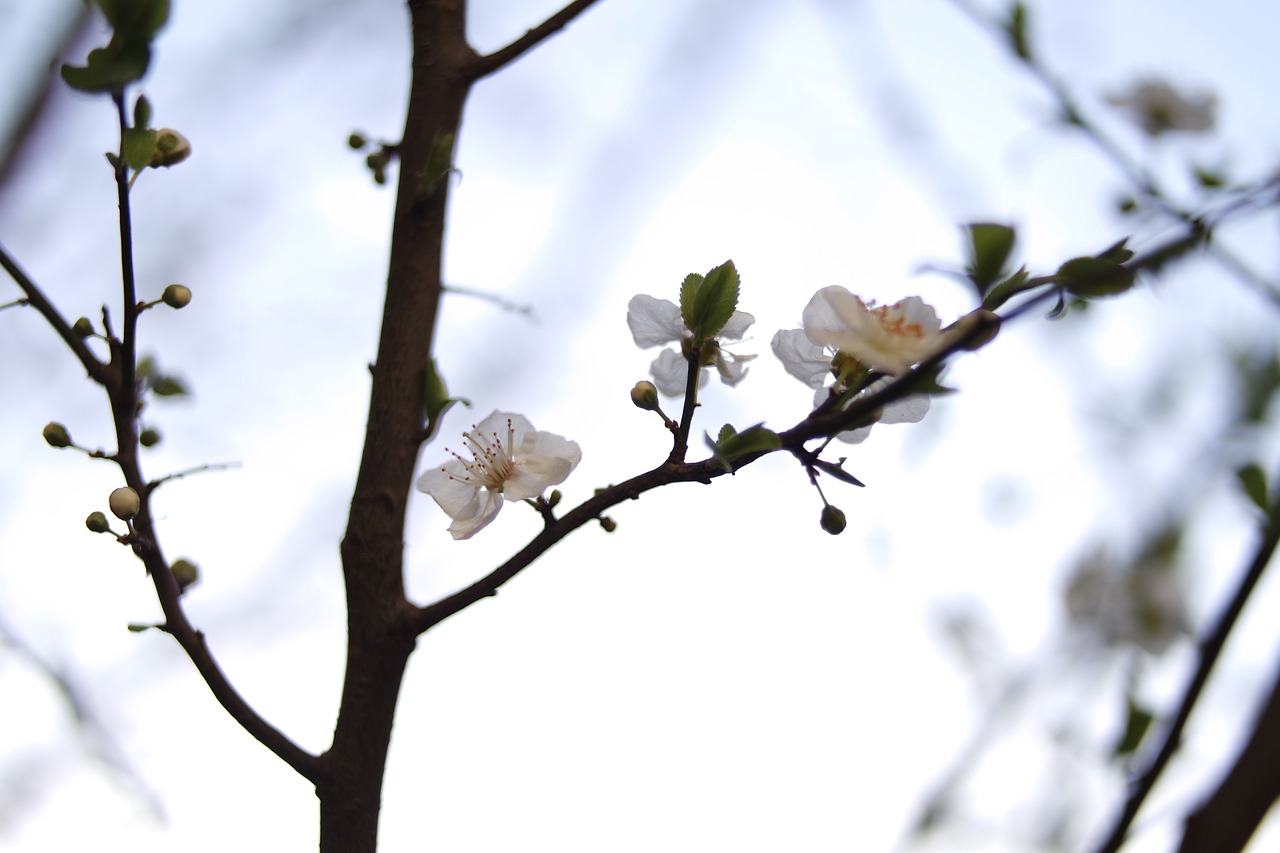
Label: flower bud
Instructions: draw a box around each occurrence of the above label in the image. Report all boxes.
[72,317,94,337]
[599,516,618,533]
[85,511,111,533]
[150,129,191,168]
[949,309,1002,352]
[630,381,660,411]
[161,284,192,308]
[347,132,367,150]
[170,559,199,593]
[108,486,141,520]
[545,489,562,509]
[820,505,847,535]
[43,422,72,448]
[139,428,161,447]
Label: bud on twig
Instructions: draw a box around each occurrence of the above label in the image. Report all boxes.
[630,381,660,411]
[170,558,199,593]
[820,505,847,535]
[72,317,94,337]
[150,129,191,168]
[108,487,141,520]
[42,422,72,448]
[85,511,111,533]
[161,284,192,308]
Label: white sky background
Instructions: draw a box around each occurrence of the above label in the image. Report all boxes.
[2,0,1280,851]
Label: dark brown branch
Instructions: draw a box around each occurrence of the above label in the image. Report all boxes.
[1092,489,1280,853]
[1177,652,1280,853]
[0,240,110,385]
[467,0,605,81]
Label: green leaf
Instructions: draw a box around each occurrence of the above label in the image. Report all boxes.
[60,0,170,94]
[1237,464,1269,514]
[980,266,1029,311]
[122,126,157,171]
[678,273,703,332]
[422,357,471,442]
[964,223,1017,297]
[1007,1,1030,59]
[133,94,152,129]
[704,422,781,472]
[1112,695,1155,759]
[62,41,152,93]
[1057,253,1135,299]
[812,457,864,487]
[149,375,189,397]
[681,261,740,344]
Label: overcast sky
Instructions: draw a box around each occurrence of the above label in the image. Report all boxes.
[2,1,1280,851]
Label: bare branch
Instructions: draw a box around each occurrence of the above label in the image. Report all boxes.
[1091,488,1280,853]
[0,241,110,384]
[467,0,606,81]
[1177,653,1280,852]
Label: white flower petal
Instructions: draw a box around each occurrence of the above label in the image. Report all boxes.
[447,489,505,540]
[650,348,703,397]
[418,460,483,519]
[504,431,582,501]
[718,310,755,341]
[627,294,686,348]
[772,328,831,389]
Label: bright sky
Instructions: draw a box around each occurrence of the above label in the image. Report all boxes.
[2,1,1280,851]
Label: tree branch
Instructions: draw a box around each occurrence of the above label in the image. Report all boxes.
[467,0,606,81]
[0,240,109,385]
[1091,487,1280,853]
[1177,651,1280,853]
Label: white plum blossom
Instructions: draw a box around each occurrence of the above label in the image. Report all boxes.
[1107,79,1216,137]
[417,410,581,540]
[771,327,929,444]
[626,294,755,397]
[800,286,944,376]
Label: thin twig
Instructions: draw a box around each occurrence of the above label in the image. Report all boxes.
[1091,486,1280,853]
[467,0,606,81]
[0,240,109,383]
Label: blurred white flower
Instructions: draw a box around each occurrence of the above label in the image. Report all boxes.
[800,286,944,376]
[417,411,581,540]
[771,328,929,444]
[1107,79,1216,137]
[626,294,755,396]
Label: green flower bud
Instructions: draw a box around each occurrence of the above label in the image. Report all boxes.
[150,129,191,168]
[108,486,141,521]
[72,317,94,337]
[85,511,111,533]
[42,422,72,448]
[139,428,161,447]
[170,559,199,593]
[820,505,847,535]
[630,381,660,411]
[161,284,192,308]
[347,132,367,150]
[545,489,562,509]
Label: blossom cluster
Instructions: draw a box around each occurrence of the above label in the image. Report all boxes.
[418,267,982,538]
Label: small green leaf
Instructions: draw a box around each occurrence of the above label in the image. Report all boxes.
[811,457,864,487]
[964,223,1017,297]
[133,94,152,129]
[122,126,158,171]
[980,266,1030,311]
[1112,695,1155,759]
[680,258,742,343]
[149,376,189,397]
[1057,255,1135,299]
[1237,464,1269,513]
[1007,1,1030,59]
[422,357,470,442]
[679,273,703,331]
[127,623,156,633]
[704,422,780,472]
[62,41,152,93]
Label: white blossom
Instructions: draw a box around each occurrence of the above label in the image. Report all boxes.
[1107,79,1216,137]
[417,411,581,540]
[771,328,929,444]
[626,294,755,397]
[800,286,944,376]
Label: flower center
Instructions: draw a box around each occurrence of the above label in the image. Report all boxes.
[448,418,517,491]
[870,303,924,339]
